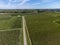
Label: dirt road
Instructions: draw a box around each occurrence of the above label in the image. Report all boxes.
[22,16,27,45]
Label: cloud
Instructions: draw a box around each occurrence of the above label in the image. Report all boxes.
[41,0,53,3]
[9,0,20,2]
[49,2,60,8]
[0,0,41,9]
[40,2,60,9]
[8,0,30,5]
[1,0,60,9]
[0,4,16,9]
[32,3,40,5]
[0,0,31,9]
[19,0,30,5]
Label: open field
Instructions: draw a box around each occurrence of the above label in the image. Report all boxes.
[25,12,60,45]
[0,14,32,45]
[1,12,60,45]
[0,15,22,29]
[0,14,23,45]
[0,29,20,45]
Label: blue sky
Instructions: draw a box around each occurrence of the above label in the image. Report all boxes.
[0,0,60,9]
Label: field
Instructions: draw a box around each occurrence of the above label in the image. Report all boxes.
[0,29,20,45]
[1,12,60,45]
[0,14,23,45]
[25,12,60,45]
[0,14,22,29]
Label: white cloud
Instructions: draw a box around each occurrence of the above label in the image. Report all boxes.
[9,0,19,2]
[0,0,35,9]
[0,0,41,9]
[41,0,53,3]
[0,4,15,9]
[41,2,60,9]
[19,0,30,5]
[49,2,60,8]
[8,0,30,5]
[32,3,40,5]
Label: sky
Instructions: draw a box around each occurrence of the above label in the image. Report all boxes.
[0,0,60,9]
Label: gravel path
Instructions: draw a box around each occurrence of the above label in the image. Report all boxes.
[22,16,27,45]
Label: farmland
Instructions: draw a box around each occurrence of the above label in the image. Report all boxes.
[0,29,20,45]
[25,12,60,45]
[0,14,23,45]
[0,12,60,45]
[0,14,22,29]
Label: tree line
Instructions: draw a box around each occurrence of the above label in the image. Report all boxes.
[0,9,59,13]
